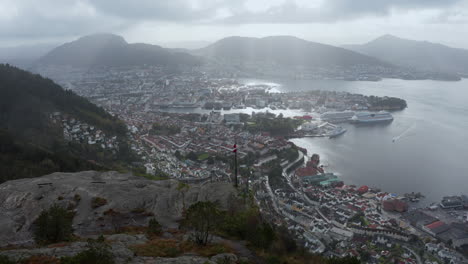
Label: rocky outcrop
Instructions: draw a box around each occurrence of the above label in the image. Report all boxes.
[0,234,238,264]
[0,242,88,261]
[136,254,237,264]
[0,171,235,247]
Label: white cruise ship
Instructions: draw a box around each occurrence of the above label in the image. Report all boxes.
[351,111,394,123]
[320,111,355,123]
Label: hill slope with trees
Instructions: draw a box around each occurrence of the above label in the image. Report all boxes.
[0,64,133,183]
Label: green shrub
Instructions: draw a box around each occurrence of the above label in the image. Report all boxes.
[33,204,74,245]
[327,256,361,264]
[266,255,281,264]
[220,207,276,250]
[91,197,107,209]
[19,255,60,264]
[73,194,81,202]
[183,201,222,245]
[0,256,15,264]
[60,238,114,264]
[147,218,162,236]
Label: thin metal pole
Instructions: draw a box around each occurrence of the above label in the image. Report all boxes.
[234,138,238,188]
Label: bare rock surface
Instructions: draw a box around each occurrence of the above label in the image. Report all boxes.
[0,171,235,247]
[0,242,88,261]
[0,234,238,264]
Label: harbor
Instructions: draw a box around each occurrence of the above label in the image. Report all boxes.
[293,109,394,138]
[299,121,348,138]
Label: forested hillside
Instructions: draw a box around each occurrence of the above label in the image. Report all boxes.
[0,64,134,183]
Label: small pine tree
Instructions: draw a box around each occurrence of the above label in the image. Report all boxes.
[33,204,74,245]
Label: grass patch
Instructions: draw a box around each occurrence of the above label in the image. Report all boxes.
[141,174,167,181]
[197,153,210,161]
[131,238,232,258]
[134,171,167,181]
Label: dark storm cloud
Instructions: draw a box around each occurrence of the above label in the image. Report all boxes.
[222,0,465,24]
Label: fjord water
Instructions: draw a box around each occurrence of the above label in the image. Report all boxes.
[249,78,468,204]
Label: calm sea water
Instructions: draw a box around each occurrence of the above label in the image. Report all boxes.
[242,78,468,204]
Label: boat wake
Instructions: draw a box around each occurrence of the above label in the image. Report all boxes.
[392,124,416,143]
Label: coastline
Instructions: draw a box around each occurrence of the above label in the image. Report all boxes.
[286,137,431,208]
[236,78,468,205]
[235,80,434,206]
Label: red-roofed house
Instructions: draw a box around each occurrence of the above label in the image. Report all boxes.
[382,199,408,213]
[423,220,450,236]
[357,185,369,194]
[296,166,319,177]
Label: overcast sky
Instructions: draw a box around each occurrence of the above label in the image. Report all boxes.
[1,0,468,48]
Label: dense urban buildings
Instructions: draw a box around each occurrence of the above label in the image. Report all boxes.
[30,65,468,263]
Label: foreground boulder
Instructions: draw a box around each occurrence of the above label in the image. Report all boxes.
[0,171,235,247]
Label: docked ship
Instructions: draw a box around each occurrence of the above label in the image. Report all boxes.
[351,111,394,123]
[320,111,355,123]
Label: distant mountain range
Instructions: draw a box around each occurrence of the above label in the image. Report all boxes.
[343,34,468,77]
[37,33,200,68]
[33,33,466,80]
[0,64,134,183]
[195,35,392,68]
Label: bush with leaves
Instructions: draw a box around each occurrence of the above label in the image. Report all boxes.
[220,205,276,250]
[249,223,275,250]
[19,255,60,264]
[326,256,360,264]
[0,256,14,264]
[147,218,162,236]
[60,236,114,264]
[33,204,74,245]
[91,197,107,209]
[183,201,222,245]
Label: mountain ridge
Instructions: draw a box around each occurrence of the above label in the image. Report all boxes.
[195,35,393,68]
[37,33,200,68]
[343,34,468,77]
